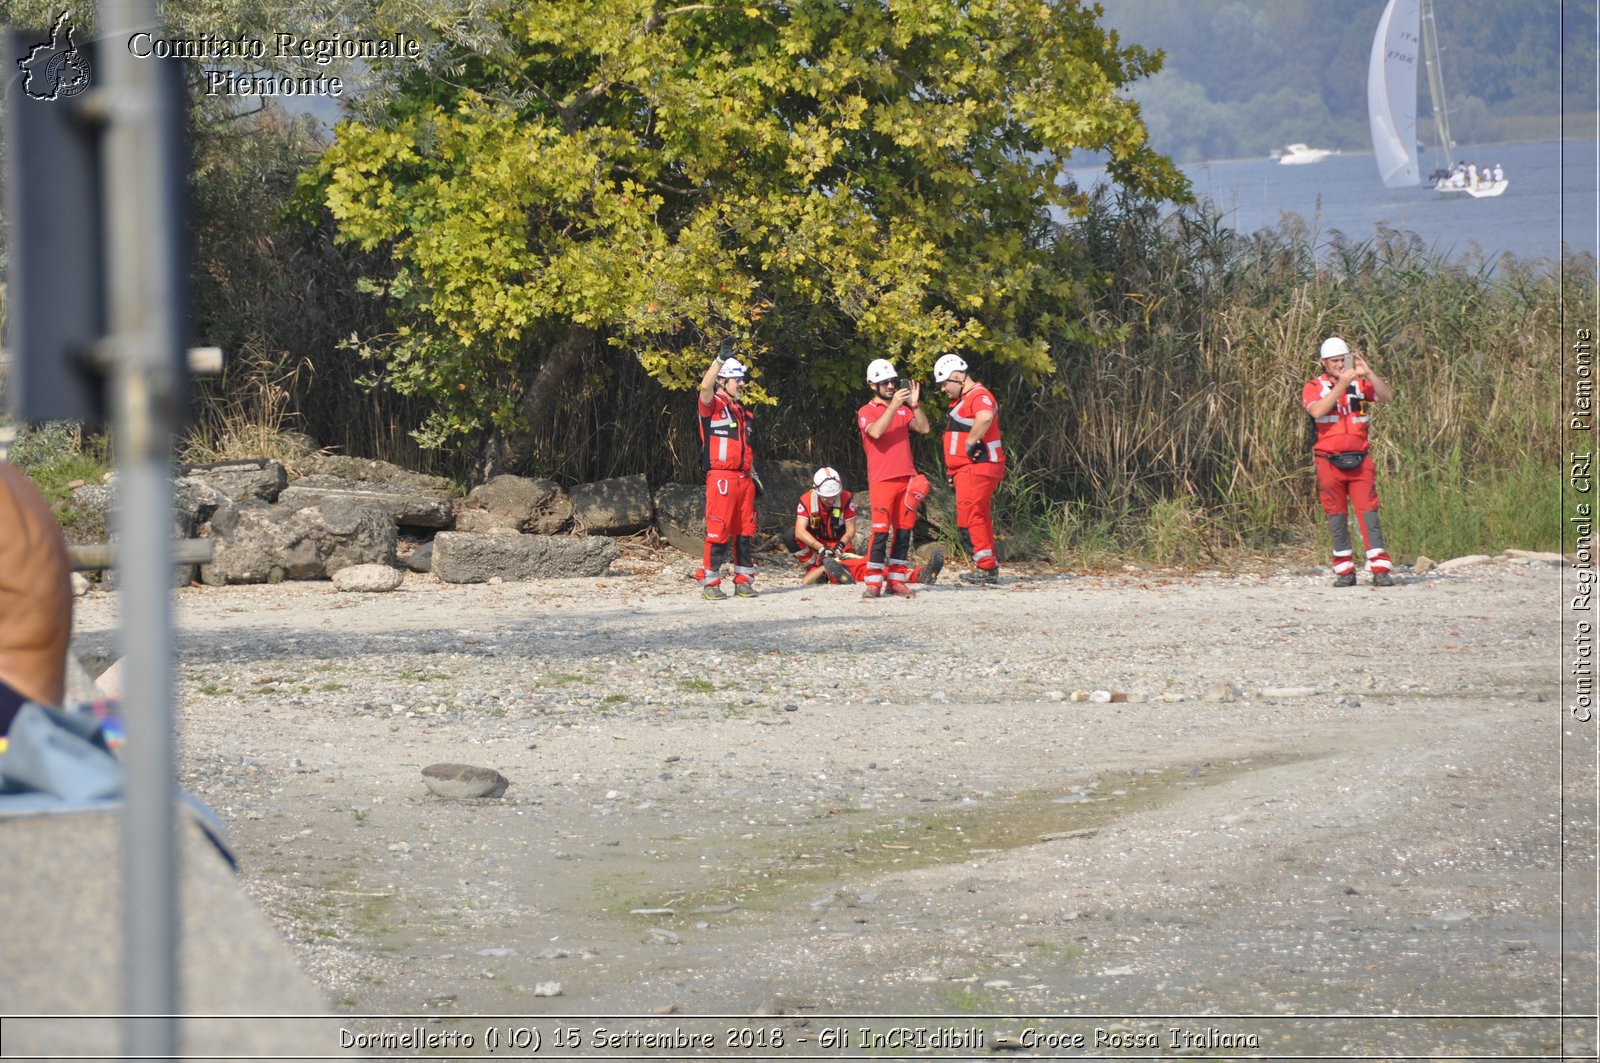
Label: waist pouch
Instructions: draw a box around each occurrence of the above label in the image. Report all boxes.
[1321,451,1367,471]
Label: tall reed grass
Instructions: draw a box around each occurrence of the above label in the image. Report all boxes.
[989,191,1580,565]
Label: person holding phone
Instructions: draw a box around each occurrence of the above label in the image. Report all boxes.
[857,359,932,598]
[1303,336,1395,587]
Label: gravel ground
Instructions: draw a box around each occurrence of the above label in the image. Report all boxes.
[69,549,1596,1060]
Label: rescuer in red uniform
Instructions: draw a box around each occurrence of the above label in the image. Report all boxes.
[697,348,759,600]
[1303,336,1395,587]
[782,467,943,586]
[857,359,932,598]
[934,354,1006,585]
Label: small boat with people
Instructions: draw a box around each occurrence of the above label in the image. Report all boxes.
[1429,160,1508,197]
[1368,0,1509,198]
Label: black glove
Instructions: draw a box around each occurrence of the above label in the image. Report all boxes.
[966,439,989,463]
[718,337,734,361]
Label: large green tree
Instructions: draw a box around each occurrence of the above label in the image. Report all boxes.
[306,0,1188,474]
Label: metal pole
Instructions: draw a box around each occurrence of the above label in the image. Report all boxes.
[98,0,184,1054]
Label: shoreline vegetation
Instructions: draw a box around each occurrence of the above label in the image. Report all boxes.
[0,3,1582,574]
[4,191,1580,572]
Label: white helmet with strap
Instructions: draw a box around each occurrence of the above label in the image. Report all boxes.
[1318,337,1350,362]
[813,467,843,498]
[717,357,747,379]
[866,358,899,385]
[933,353,968,383]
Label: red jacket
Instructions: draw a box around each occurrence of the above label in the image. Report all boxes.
[796,488,857,548]
[699,392,754,472]
[942,383,1004,469]
[1302,375,1375,454]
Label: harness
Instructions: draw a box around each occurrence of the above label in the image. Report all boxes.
[805,490,849,544]
[700,389,753,472]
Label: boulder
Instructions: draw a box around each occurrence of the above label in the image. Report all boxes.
[753,460,814,531]
[421,763,509,799]
[200,498,397,584]
[463,475,573,534]
[404,542,434,573]
[173,477,232,528]
[453,509,525,534]
[293,454,454,495]
[331,563,405,593]
[569,474,653,534]
[178,458,288,503]
[653,483,705,557]
[84,480,205,589]
[430,531,619,583]
[277,474,453,530]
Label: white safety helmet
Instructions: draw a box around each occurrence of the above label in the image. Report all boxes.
[1318,337,1350,362]
[813,467,843,498]
[933,353,968,383]
[866,358,899,385]
[717,356,747,379]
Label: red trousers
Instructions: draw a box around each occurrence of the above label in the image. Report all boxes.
[704,470,757,586]
[802,553,931,584]
[951,462,1005,571]
[1315,455,1391,573]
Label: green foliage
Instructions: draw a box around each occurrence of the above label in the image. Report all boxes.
[306,0,1188,461]
[2,422,110,543]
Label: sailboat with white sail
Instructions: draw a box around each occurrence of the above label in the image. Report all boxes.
[1367,0,1507,198]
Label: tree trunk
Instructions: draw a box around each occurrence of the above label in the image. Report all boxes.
[475,325,594,482]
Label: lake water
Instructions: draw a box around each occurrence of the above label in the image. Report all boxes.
[1069,139,1598,267]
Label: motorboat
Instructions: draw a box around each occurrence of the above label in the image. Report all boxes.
[1277,143,1337,165]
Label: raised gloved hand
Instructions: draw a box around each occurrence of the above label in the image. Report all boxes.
[966,439,989,463]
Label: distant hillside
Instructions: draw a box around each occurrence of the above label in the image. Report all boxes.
[1094,0,1592,162]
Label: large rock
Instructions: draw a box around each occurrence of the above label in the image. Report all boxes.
[200,498,397,584]
[453,509,525,534]
[179,458,288,503]
[463,475,573,534]
[277,474,453,530]
[653,483,705,557]
[78,477,213,588]
[421,763,509,799]
[430,531,619,583]
[753,459,814,532]
[293,454,454,495]
[331,563,405,593]
[568,474,653,535]
[173,477,232,528]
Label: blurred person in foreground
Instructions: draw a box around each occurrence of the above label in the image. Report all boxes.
[0,459,73,733]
